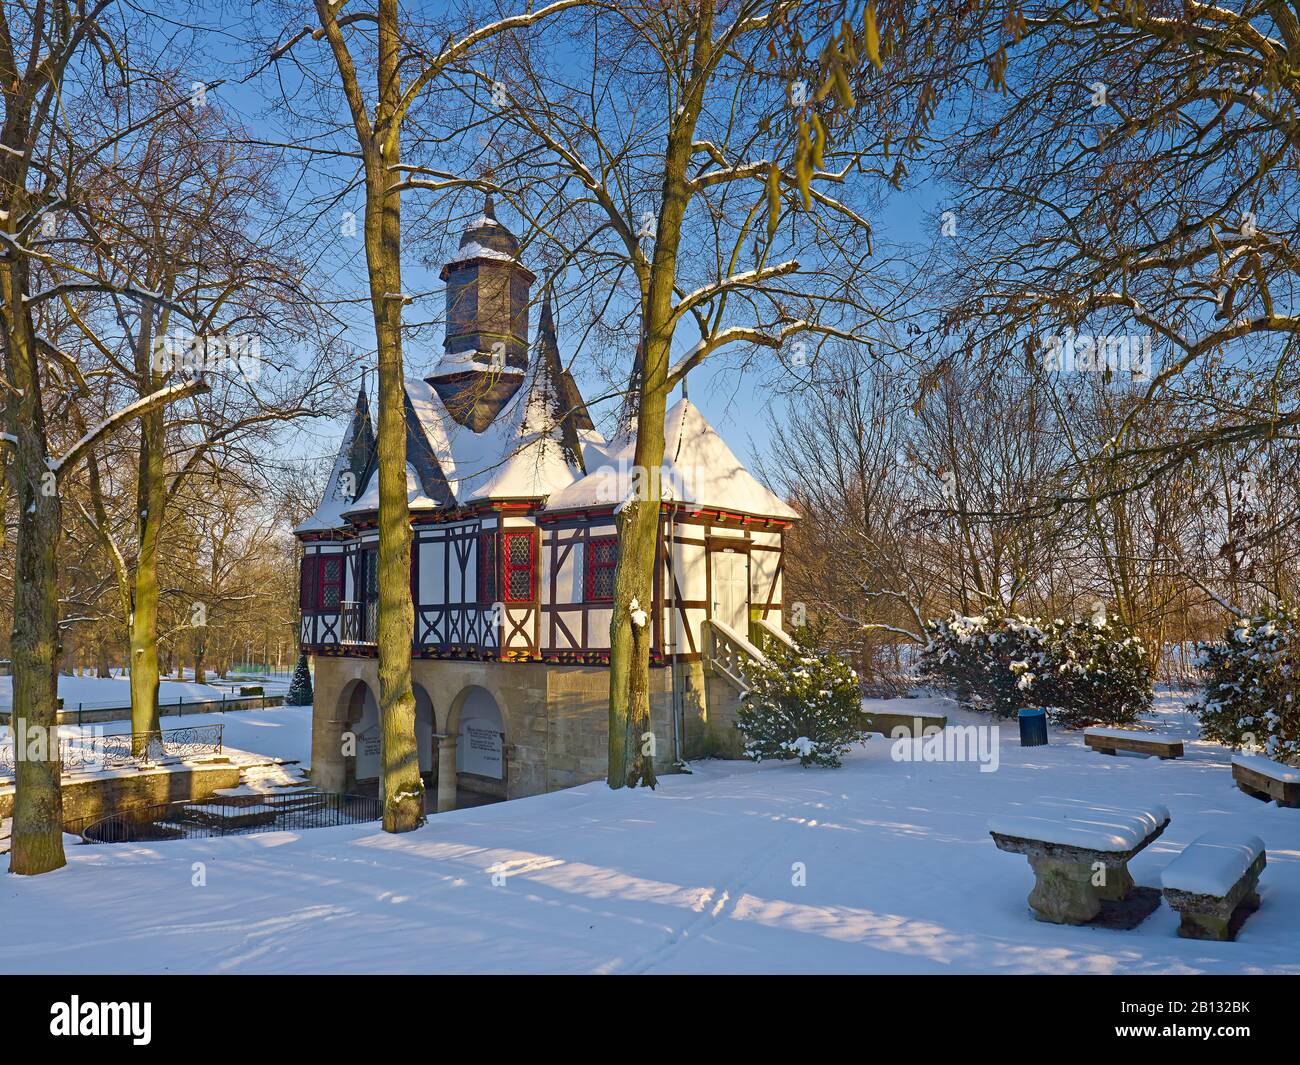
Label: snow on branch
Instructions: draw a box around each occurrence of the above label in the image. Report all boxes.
[666,319,859,391]
[670,259,800,326]
[666,321,803,389]
[50,378,210,476]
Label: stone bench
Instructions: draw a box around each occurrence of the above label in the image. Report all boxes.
[1231,754,1300,808]
[989,797,1169,926]
[1084,727,1183,760]
[860,710,947,738]
[1161,832,1265,941]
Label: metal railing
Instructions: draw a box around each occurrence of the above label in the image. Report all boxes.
[66,790,383,844]
[0,723,223,778]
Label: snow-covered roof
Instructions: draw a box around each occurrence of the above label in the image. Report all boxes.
[405,366,586,503]
[429,348,525,378]
[544,398,799,520]
[343,353,591,516]
[294,390,375,535]
[347,461,442,514]
[445,240,519,267]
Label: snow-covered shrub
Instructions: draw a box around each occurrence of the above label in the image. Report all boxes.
[917,606,1055,719]
[286,652,313,706]
[736,629,866,768]
[1044,618,1151,728]
[919,606,1152,725]
[1193,604,1300,761]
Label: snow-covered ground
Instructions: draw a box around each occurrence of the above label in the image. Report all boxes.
[1,692,1298,974]
[0,705,313,852]
[0,671,293,712]
[55,704,315,767]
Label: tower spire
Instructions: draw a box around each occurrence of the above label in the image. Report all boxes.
[530,280,584,468]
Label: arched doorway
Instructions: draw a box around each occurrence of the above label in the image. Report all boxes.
[438,685,507,811]
[348,681,381,786]
[414,684,436,783]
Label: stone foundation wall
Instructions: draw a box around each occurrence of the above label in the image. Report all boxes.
[685,669,747,760]
[310,655,748,801]
[0,760,242,826]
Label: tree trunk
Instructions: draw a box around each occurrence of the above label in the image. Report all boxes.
[607,338,668,789]
[129,331,165,743]
[59,628,76,676]
[9,494,65,874]
[4,251,66,874]
[606,76,709,788]
[366,0,424,832]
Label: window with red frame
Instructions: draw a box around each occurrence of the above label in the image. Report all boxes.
[477,533,498,603]
[323,556,344,608]
[502,531,535,602]
[300,554,343,611]
[585,537,618,601]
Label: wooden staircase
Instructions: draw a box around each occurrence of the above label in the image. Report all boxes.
[702,617,793,692]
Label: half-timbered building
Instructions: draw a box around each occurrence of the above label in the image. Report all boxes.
[295,198,798,808]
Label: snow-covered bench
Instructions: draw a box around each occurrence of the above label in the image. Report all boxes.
[860,709,947,738]
[1232,754,1300,808]
[1161,832,1266,941]
[989,798,1169,925]
[1084,727,1183,760]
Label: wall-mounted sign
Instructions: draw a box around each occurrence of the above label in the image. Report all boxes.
[459,717,503,779]
[357,727,381,780]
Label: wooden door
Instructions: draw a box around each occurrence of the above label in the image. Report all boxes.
[710,550,748,634]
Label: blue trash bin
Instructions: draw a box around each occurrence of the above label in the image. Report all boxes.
[1018,707,1048,747]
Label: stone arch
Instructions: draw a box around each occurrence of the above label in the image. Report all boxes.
[413,683,437,780]
[343,678,381,786]
[435,684,508,811]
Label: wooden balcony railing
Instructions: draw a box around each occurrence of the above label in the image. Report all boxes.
[340,600,378,645]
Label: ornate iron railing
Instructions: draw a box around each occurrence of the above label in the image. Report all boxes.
[67,790,383,844]
[0,723,223,778]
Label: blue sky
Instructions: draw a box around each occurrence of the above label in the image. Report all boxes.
[172,2,946,479]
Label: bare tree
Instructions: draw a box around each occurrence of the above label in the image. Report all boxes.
[265,0,583,831]
[935,0,1300,499]
[66,90,334,744]
[476,0,979,786]
[0,4,212,874]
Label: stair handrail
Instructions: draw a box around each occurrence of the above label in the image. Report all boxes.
[703,617,769,692]
[753,617,796,652]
